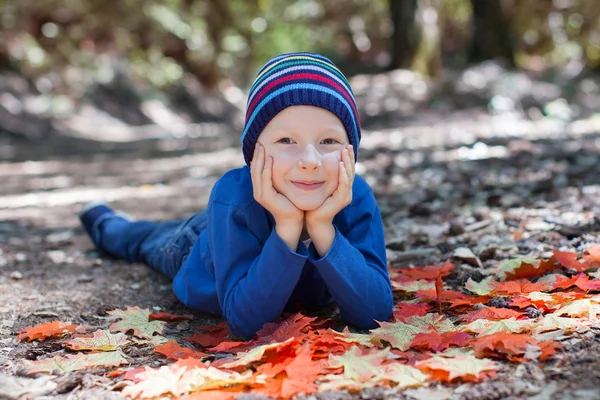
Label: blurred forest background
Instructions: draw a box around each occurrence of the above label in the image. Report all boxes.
[0,0,599,156]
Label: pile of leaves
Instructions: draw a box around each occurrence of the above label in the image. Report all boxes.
[15,245,600,399]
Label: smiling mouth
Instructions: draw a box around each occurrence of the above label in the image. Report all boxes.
[291,181,325,191]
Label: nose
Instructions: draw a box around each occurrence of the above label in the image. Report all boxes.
[298,144,321,170]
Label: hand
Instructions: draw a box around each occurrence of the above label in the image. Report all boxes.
[305,144,355,228]
[250,143,304,226]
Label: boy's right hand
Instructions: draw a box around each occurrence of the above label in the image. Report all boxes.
[250,143,304,227]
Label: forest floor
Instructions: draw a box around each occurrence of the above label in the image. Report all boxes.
[1,63,600,399]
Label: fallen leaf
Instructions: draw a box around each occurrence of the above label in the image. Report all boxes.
[17,321,77,342]
[533,314,591,334]
[465,277,496,296]
[108,307,166,339]
[392,280,435,293]
[121,365,188,399]
[394,260,455,281]
[460,307,524,322]
[24,351,128,375]
[155,341,208,360]
[374,363,428,388]
[393,302,431,321]
[66,330,129,351]
[149,312,193,322]
[470,333,537,358]
[505,257,557,280]
[494,279,551,295]
[415,354,498,382]
[370,320,429,351]
[219,337,296,369]
[583,245,600,268]
[553,250,590,272]
[410,331,471,352]
[552,299,600,320]
[461,318,534,336]
[493,256,539,280]
[327,346,389,382]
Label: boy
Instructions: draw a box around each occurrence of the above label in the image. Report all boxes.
[80,52,393,339]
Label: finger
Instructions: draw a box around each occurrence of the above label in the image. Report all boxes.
[348,144,355,177]
[343,148,352,181]
[262,154,274,196]
[251,144,262,197]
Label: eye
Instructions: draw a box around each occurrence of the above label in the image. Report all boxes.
[321,138,340,145]
[276,137,293,144]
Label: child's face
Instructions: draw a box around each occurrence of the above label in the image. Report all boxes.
[256,105,350,211]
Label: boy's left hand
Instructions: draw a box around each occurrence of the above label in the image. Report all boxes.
[305,144,355,227]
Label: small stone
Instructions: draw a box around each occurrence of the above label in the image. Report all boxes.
[130,282,141,290]
[9,271,23,280]
[47,250,67,264]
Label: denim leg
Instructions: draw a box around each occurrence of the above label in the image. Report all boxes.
[96,211,207,279]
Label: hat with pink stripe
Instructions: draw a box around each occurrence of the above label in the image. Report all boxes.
[241,52,361,165]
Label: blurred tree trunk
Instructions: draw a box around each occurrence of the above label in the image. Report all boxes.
[388,0,419,69]
[411,0,442,77]
[468,0,516,67]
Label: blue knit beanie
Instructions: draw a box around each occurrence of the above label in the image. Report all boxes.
[240,52,361,165]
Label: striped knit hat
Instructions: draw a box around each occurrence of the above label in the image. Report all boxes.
[241,52,361,165]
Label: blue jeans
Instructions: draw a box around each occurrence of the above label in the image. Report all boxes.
[93,210,207,279]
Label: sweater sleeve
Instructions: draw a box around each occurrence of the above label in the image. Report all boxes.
[311,190,393,330]
[209,202,309,339]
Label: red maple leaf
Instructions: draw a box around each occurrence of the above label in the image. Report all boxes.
[393,302,431,321]
[553,250,589,272]
[461,307,525,322]
[255,313,318,344]
[410,331,471,352]
[494,279,551,295]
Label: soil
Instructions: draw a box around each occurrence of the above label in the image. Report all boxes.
[1,65,600,399]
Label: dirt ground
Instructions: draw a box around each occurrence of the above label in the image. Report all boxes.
[1,66,600,399]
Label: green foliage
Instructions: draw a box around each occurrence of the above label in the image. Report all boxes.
[0,0,598,94]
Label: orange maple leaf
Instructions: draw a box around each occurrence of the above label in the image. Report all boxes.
[284,343,330,382]
[553,250,590,272]
[461,307,524,322]
[505,256,558,280]
[435,274,443,314]
[409,331,471,352]
[17,320,77,342]
[494,279,551,295]
[393,302,431,322]
[394,260,455,281]
[471,332,537,358]
[583,245,600,268]
[149,312,193,322]
[538,340,564,361]
[154,341,208,360]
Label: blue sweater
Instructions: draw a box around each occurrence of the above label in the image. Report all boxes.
[172,166,393,339]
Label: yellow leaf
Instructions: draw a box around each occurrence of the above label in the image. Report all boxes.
[24,351,128,375]
[66,330,129,351]
[553,299,600,320]
[108,307,166,339]
[465,276,496,296]
[460,318,533,336]
[121,365,188,399]
[370,321,428,351]
[374,363,428,388]
[405,313,457,333]
[533,315,591,334]
[329,327,375,347]
[415,354,498,382]
[327,345,390,382]
[391,280,435,293]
